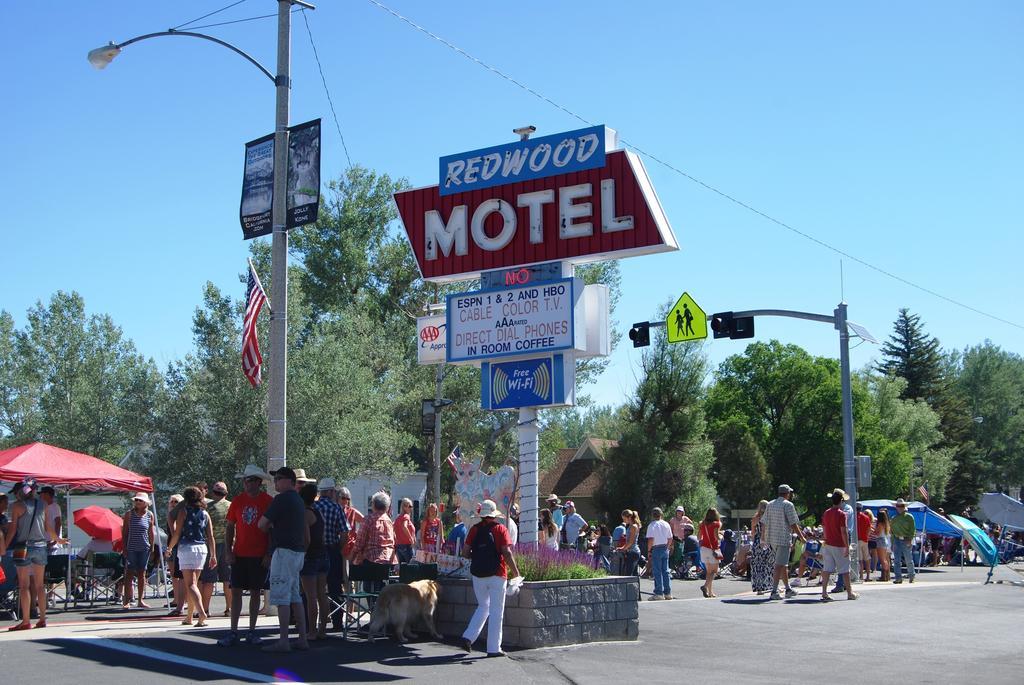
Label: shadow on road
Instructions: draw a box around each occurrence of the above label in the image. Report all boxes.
[36,629,474,683]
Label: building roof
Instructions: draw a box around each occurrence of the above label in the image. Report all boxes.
[539,437,618,499]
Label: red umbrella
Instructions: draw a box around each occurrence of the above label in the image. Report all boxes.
[74,505,123,543]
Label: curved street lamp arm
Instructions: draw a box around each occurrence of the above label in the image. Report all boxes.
[115,30,275,83]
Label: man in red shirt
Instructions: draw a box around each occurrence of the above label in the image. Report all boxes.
[460,499,520,657]
[820,489,858,602]
[219,465,274,646]
[856,503,873,582]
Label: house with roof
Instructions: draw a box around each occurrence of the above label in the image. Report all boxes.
[538,437,618,523]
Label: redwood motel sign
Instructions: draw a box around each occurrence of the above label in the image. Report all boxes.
[394,126,678,283]
[394,125,678,543]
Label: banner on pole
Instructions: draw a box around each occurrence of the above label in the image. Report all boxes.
[240,133,275,239]
[286,118,321,229]
[240,118,322,239]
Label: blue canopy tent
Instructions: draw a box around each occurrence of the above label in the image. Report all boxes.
[860,499,961,573]
[859,499,962,537]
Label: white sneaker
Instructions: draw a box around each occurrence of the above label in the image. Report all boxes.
[769,592,783,600]
[663,594,673,600]
[648,594,663,601]
[784,588,798,598]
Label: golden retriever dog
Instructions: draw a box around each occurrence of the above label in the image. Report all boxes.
[367,579,442,643]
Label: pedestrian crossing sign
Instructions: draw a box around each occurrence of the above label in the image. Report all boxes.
[666,292,707,343]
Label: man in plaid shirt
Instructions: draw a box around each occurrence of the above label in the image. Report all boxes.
[314,478,347,628]
[764,484,805,600]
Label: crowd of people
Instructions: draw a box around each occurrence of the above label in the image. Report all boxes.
[0,464,522,652]
[540,484,989,604]
[4,469,1018,657]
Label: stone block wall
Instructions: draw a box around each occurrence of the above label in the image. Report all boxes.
[434,575,640,649]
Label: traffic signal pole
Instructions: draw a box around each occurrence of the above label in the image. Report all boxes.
[647,302,874,577]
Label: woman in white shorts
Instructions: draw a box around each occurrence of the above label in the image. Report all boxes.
[167,486,217,627]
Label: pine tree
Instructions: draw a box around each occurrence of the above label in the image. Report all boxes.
[876,309,944,404]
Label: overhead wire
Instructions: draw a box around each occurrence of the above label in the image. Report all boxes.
[301,9,354,168]
[172,0,252,31]
[363,0,1023,332]
[185,12,297,31]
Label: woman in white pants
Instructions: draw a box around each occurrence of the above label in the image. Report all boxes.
[460,500,520,657]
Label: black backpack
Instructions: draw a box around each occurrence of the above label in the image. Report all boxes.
[469,521,501,577]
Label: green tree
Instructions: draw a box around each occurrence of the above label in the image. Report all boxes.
[147,282,267,486]
[0,311,42,444]
[858,374,953,502]
[876,309,944,403]
[709,416,770,509]
[600,329,716,521]
[956,342,1024,490]
[0,292,160,461]
[706,341,858,519]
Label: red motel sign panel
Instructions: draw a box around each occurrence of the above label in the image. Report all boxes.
[394,149,678,282]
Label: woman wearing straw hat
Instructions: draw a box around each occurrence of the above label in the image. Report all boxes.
[121,492,156,609]
[460,499,520,657]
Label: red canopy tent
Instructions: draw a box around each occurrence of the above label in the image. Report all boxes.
[0,442,152,492]
[0,442,161,610]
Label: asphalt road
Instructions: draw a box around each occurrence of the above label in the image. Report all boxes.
[1,564,1021,684]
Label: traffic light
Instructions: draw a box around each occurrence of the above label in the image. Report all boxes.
[710,312,755,340]
[628,321,650,348]
[710,312,734,339]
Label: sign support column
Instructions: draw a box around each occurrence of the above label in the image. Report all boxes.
[432,362,444,505]
[518,407,539,545]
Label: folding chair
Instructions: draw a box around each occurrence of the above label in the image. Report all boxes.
[342,563,390,639]
[44,554,70,609]
[82,553,124,606]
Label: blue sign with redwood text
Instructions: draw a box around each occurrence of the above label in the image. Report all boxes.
[439,126,608,196]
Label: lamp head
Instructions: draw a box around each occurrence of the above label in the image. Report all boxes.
[88,42,121,70]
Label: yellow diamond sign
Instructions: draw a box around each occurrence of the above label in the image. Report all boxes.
[666,292,707,343]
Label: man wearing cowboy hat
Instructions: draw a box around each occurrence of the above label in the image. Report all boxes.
[314,477,347,630]
[827,488,855,594]
[890,498,916,584]
[460,500,520,657]
[820,489,859,602]
[220,465,274,647]
[546,494,564,532]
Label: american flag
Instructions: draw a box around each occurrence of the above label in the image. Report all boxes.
[918,484,930,503]
[445,445,462,472]
[242,260,269,387]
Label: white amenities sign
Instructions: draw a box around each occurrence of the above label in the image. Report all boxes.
[446,278,581,363]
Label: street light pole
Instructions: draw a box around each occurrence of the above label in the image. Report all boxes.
[267,0,292,475]
[89,1,316,476]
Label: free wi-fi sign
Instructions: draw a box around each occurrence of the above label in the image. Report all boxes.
[492,360,551,406]
[481,356,576,410]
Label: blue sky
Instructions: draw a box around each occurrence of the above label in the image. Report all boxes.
[2,1,1021,408]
